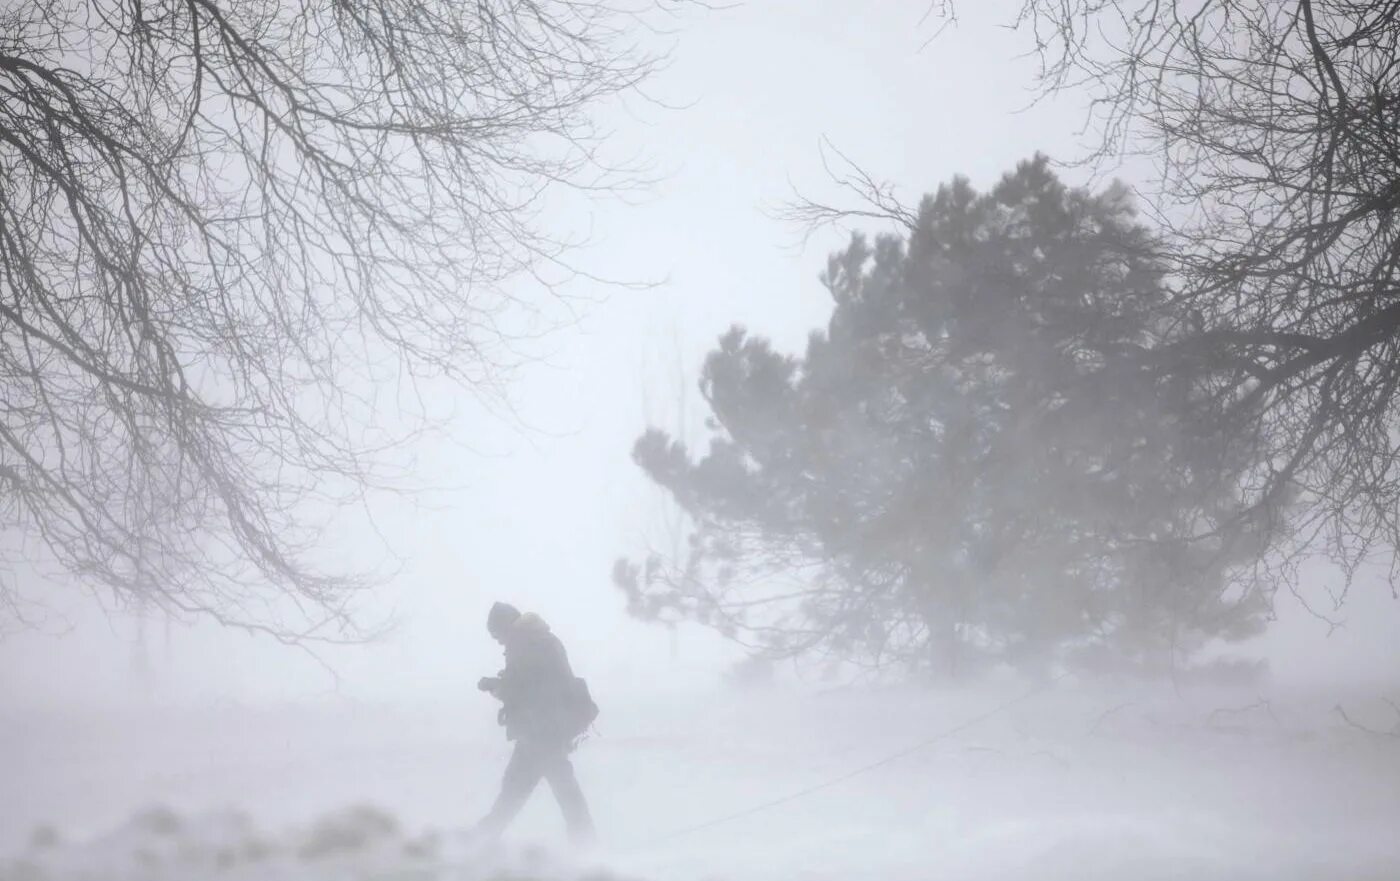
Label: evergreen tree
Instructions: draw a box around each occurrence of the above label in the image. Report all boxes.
[617,158,1270,677]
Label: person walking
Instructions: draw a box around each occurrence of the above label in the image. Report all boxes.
[473,602,597,845]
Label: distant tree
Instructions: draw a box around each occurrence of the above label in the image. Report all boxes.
[616,159,1271,677]
[928,0,1400,603]
[0,0,674,639]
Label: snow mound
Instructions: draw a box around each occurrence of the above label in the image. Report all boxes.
[1,806,634,881]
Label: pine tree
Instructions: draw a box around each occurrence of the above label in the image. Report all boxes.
[617,158,1271,677]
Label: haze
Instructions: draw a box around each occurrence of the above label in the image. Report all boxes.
[2,2,1397,880]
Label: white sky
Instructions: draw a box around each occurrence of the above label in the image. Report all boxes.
[1,0,1395,708]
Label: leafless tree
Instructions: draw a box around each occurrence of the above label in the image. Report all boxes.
[0,0,676,640]
[920,1,1400,602]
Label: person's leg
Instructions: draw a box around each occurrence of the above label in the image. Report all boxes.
[542,748,595,844]
[474,741,545,839]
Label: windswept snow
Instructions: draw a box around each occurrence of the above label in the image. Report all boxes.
[1,805,632,881]
[4,682,1399,880]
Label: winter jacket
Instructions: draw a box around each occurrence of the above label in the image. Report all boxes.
[492,613,577,743]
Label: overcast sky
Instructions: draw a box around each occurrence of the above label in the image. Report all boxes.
[2,0,1395,709]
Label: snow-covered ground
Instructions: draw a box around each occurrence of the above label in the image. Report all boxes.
[5,680,1399,880]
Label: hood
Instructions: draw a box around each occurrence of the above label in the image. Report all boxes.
[514,612,551,634]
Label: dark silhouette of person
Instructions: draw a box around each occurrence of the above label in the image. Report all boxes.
[473,602,595,844]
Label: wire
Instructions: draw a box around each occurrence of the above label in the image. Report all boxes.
[630,672,1069,850]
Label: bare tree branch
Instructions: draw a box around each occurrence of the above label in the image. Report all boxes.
[0,0,682,639]
[919,1,1400,600]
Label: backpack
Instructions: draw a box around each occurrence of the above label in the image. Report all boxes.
[565,676,599,740]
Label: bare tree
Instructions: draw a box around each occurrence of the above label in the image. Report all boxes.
[0,0,675,639]
[920,1,1400,602]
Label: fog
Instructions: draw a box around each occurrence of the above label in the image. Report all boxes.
[3,1,1399,879]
